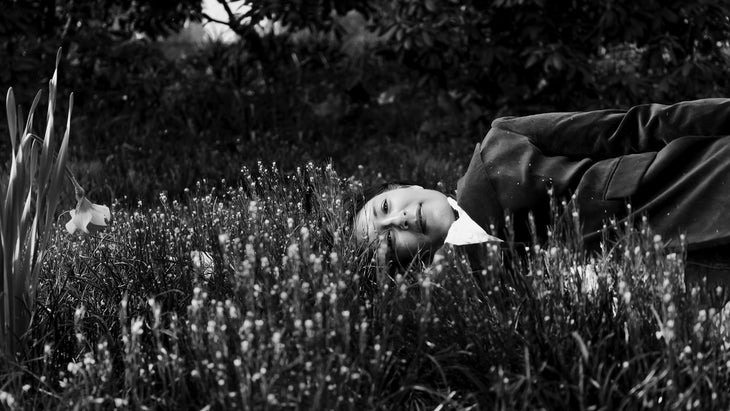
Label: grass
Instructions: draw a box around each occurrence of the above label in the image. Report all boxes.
[2,50,730,409]
[1,159,730,410]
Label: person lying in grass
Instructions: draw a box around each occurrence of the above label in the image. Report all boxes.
[353,99,730,284]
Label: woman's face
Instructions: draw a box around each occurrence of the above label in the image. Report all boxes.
[354,185,455,265]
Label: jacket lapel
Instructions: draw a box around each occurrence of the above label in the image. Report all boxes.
[456,143,504,237]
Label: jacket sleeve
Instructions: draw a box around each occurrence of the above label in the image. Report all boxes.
[490,99,730,159]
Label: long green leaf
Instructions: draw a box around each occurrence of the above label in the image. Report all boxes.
[45,93,73,236]
[18,144,35,267]
[21,91,41,148]
[10,230,29,345]
[1,141,25,355]
[3,143,21,254]
[6,88,17,154]
[2,47,69,358]
[37,54,60,218]
[27,219,40,302]
[20,141,39,315]
[12,220,31,344]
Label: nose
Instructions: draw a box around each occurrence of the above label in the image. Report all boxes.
[380,211,414,231]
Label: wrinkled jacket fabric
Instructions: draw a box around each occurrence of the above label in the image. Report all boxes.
[456,99,730,252]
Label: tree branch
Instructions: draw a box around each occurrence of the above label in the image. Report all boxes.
[216,0,241,28]
[201,12,231,27]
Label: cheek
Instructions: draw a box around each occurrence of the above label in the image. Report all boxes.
[402,233,433,253]
[428,204,452,227]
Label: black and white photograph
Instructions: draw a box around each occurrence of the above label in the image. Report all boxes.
[2,0,730,409]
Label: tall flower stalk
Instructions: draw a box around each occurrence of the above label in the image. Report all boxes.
[1,49,72,360]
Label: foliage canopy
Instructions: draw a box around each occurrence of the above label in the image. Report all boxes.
[1,0,730,203]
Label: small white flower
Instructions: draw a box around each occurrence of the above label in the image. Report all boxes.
[0,391,15,407]
[131,318,144,336]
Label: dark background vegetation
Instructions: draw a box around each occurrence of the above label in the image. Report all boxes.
[4,3,730,409]
[2,0,730,204]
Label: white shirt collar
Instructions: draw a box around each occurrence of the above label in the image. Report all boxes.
[444,197,502,246]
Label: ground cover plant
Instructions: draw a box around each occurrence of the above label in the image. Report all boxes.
[2,3,730,405]
[3,149,730,408]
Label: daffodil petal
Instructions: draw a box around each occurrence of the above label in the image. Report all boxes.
[89,203,111,226]
[67,207,93,234]
[65,219,77,234]
[66,209,80,234]
[77,211,93,233]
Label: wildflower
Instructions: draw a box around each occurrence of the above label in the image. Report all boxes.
[67,362,80,374]
[0,391,16,407]
[698,310,707,323]
[131,318,144,336]
[272,331,282,345]
[65,179,111,234]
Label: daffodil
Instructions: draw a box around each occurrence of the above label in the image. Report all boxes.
[65,178,111,234]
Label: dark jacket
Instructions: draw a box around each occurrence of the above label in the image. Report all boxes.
[456,99,730,252]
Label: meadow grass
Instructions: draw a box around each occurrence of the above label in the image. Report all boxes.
[1,160,730,410]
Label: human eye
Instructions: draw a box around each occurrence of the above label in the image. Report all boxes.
[382,198,389,214]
